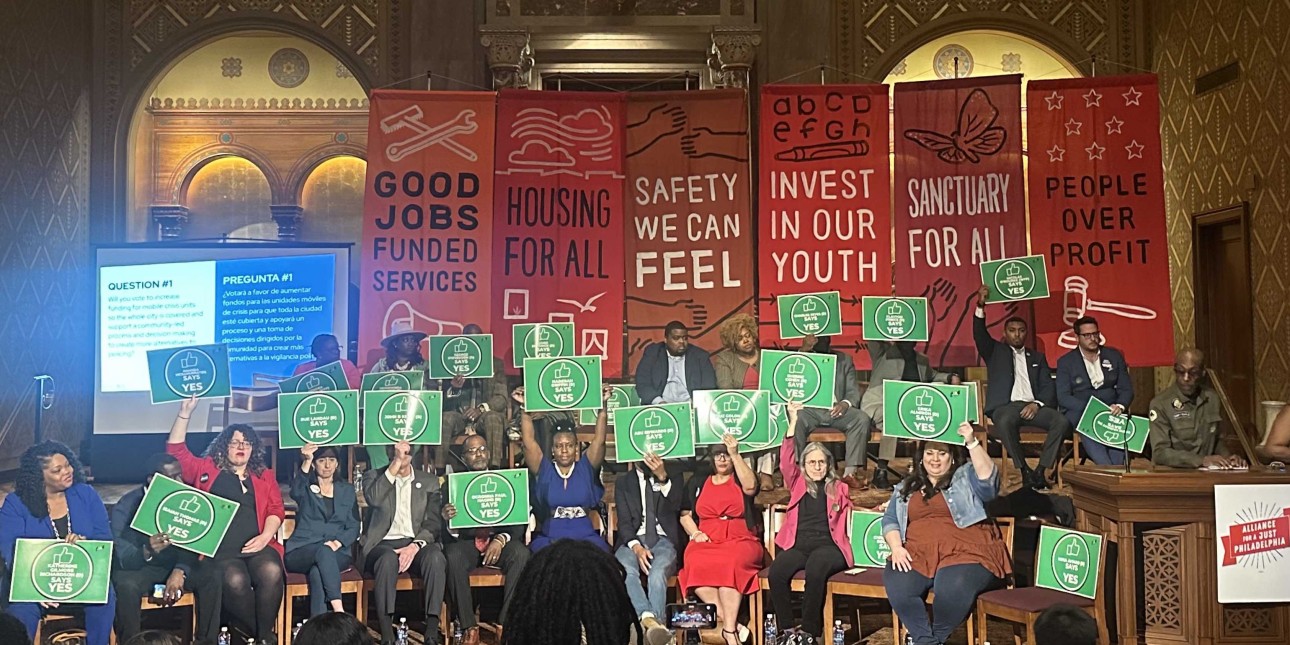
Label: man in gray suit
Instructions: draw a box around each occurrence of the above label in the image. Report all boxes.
[860,340,960,489]
[793,334,868,488]
[363,440,447,645]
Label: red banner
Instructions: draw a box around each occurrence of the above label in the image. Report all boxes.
[758,85,891,366]
[1027,75,1174,365]
[893,76,1028,367]
[358,91,496,368]
[1221,508,1290,566]
[624,90,754,372]
[490,91,627,376]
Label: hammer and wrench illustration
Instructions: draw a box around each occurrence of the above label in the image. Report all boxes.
[381,107,479,162]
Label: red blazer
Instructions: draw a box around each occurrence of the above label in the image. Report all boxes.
[775,436,855,566]
[167,441,286,558]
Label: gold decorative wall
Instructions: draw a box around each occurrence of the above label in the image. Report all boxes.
[1150,0,1290,402]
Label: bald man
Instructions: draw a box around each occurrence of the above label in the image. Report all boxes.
[1148,349,1247,469]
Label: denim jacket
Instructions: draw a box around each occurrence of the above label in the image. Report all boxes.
[881,464,1000,542]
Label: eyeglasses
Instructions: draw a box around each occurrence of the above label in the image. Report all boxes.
[1077,332,1100,339]
[711,453,732,460]
[1174,366,1204,379]
[228,440,253,449]
[463,447,488,455]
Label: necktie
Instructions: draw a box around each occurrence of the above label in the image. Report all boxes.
[474,529,490,553]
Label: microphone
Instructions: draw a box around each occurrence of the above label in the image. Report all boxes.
[34,374,54,410]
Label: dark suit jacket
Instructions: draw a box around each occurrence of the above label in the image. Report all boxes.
[286,472,360,554]
[440,473,527,545]
[634,342,717,404]
[613,463,685,550]
[111,485,199,575]
[360,466,442,556]
[829,351,862,406]
[1055,347,1134,425]
[973,313,1055,414]
[439,358,509,412]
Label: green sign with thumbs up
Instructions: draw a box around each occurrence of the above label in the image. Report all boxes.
[428,334,494,379]
[759,350,836,409]
[129,474,240,558]
[9,538,114,603]
[522,356,603,412]
[279,360,353,393]
[447,468,531,530]
[613,403,696,462]
[980,254,1050,303]
[777,291,844,339]
[862,297,929,342]
[363,390,444,446]
[146,343,232,404]
[693,389,771,446]
[881,380,971,441]
[278,390,360,448]
[1034,525,1102,599]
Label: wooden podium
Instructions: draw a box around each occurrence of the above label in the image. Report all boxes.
[1066,468,1290,644]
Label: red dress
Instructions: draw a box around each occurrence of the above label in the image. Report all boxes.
[679,475,763,595]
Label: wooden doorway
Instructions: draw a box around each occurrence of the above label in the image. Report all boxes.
[1192,203,1254,432]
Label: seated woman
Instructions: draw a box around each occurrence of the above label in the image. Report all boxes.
[678,434,763,645]
[0,441,116,645]
[285,443,360,617]
[768,402,854,644]
[168,396,285,644]
[515,386,610,552]
[881,422,1010,645]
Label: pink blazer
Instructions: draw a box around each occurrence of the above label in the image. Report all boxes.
[775,436,855,566]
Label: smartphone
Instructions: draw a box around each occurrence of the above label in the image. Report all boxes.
[665,602,717,630]
[152,583,166,599]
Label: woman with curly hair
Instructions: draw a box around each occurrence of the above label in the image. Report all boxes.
[167,396,285,644]
[0,441,116,645]
[712,313,777,490]
[502,539,641,645]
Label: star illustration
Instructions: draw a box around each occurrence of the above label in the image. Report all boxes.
[1085,141,1106,160]
[1065,118,1083,136]
[1047,144,1066,162]
[1125,139,1145,159]
[1045,91,1064,110]
[1123,86,1143,106]
[1105,116,1125,134]
[1083,88,1102,107]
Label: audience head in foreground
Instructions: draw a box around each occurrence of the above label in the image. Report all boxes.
[292,612,371,645]
[121,630,182,645]
[1034,603,1098,645]
[503,538,641,645]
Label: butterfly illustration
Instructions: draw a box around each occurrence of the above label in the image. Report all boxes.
[903,89,1007,163]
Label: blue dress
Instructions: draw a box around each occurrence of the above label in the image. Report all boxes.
[530,455,608,552]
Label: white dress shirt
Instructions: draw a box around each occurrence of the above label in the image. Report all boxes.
[382,468,416,541]
[1082,351,1105,388]
[1010,346,1037,403]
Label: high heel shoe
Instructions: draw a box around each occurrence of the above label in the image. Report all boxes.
[721,628,741,645]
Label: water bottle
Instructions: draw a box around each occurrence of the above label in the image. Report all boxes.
[353,463,364,486]
[832,620,845,645]
[217,627,231,645]
[395,617,410,645]
[764,613,777,644]
[452,622,464,644]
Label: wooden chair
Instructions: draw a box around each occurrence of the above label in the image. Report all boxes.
[438,567,506,639]
[973,525,1109,645]
[751,504,836,645]
[280,566,367,636]
[34,593,197,645]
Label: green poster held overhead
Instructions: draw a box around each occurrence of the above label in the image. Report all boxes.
[613,403,696,462]
[881,380,971,441]
[849,511,892,568]
[758,350,836,409]
[363,390,444,446]
[1076,396,1149,453]
[1034,525,1103,599]
[861,297,929,342]
[522,356,603,412]
[981,254,1051,303]
[743,402,789,452]
[512,322,576,368]
[777,291,844,339]
[693,389,772,446]
[579,384,640,425]
[278,390,360,448]
[129,474,240,558]
[279,360,352,393]
[428,334,494,379]
[8,539,114,604]
[447,468,531,530]
[146,343,232,404]
[361,371,426,392]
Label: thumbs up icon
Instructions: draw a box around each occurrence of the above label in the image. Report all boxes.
[722,397,744,413]
[179,495,202,514]
[309,397,328,415]
[479,476,498,494]
[1005,262,1022,277]
[643,411,662,428]
[450,338,469,354]
[887,301,904,316]
[52,546,74,566]
[1065,538,1083,557]
[393,397,408,414]
[379,375,398,388]
[302,375,322,391]
[914,390,934,408]
[787,358,807,375]
[553,363,571,379]
[180,351,198,369]
[801,298,817,312]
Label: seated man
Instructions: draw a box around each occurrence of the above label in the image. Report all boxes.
[1056,316,1134,465]
[1257,405,1290,464]
[111,454,222,642]
[974,285,1071,489]
[1149,348,1248,469]
[439,323,510,469]
[793,334,868,488]
[613,453,684,645]
[635,320,717,406]
[294,333,362,388]
[440,435,530,645]
[362,441,447,645]
[862,338,960,489]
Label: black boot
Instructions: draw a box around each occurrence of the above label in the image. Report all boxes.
[1023,467,1050,491]
[870,465,893,490]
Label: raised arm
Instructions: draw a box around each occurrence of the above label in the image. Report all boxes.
[957,421,995,481]
[514,387,544,475]
[972,285,994,360]
[722,434,758,495]
[585,387,611,469]
[780,401,803,490]
[167,396,199,444]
